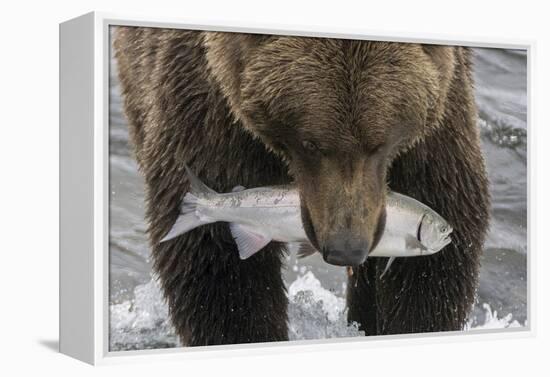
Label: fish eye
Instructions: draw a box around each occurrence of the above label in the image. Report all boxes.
[440,225,448,233]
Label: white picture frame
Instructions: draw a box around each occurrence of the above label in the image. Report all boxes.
[59,11,534,365]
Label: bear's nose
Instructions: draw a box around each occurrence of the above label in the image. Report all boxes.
[322,233,369,266]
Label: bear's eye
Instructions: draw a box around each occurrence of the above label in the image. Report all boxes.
[272,142,288,153]
[302,140,319,152]
[368,143,385,155]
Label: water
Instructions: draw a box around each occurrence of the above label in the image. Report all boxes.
[108,46,528,351]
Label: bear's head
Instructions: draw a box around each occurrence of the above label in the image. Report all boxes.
[204,32,457,266]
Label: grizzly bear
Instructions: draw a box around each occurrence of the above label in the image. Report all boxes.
[113,27,490,345]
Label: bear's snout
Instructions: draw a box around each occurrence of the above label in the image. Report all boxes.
[297,155,387,267]
[322,230,370,266]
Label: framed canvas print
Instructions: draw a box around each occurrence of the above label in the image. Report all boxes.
[59,12,531,365]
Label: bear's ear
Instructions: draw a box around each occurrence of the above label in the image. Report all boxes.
[421,45,456,82]
[203,32,270,119]
[421,45,457,125]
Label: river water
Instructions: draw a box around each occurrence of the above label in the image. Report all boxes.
[108,44,528,351]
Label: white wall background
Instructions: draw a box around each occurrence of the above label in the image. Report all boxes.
[1,0,548,375]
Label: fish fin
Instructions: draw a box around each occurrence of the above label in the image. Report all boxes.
[380,257,396,279]
[184,164,217,198]
[297,243,317,258]
[229,223,271,260]
[160,212,209,242]
[231,185,246,192]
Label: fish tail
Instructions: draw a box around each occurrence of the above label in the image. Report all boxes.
[184,164,218,198]
[159,165,217,242]
[180,192,199,213]
[160,212,209,242]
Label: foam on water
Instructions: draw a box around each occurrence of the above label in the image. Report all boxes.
[110,271,524,351]
[466,304,522,330]
[288,272,364,340]
[478,118,527,152]
[110,278,178,351]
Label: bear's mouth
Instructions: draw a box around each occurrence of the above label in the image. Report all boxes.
[300,204,320,251]
[370,208,387,252]
[300,204,387,258]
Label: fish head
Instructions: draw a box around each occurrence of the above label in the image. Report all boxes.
[418,211,453,252]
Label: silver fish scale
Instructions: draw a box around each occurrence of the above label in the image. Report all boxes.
[208,186,300,209]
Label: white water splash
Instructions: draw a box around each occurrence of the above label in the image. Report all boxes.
[109,272,524,351]
[288,272,364,340]
[466,303,523,330]
[110,279,177,351]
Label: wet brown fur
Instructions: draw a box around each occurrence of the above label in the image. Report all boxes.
[114,27,490,344]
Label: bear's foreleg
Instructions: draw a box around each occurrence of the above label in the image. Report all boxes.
[153,228,289,346]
